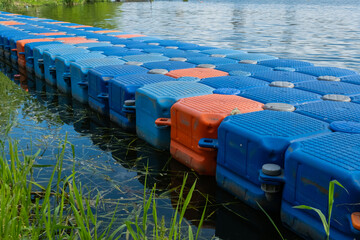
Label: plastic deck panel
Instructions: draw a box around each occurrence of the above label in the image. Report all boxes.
[69,57,125,104]
[135,81,214,150]
[166,68,228,79]
[143,48,208,58]
[142,61,195,71]
[341,74,360,85]
[108,74,175,129]
[201,49,246,56]
[295,81,360,97]
[43,48,89,83]
[258,59,314,70]
[227,53,278,61]
[215,111,331,210]
[239,86,323,105]
[55,52,106,90]
[199,75,268,90]
[295,101,360,123]
[282,131,360,240]
[33,43,74,78]
[186,56,238,66]
[216,63,273,76]
[296,66,358,77]
[87,46,144,57]
[252,71,317,83]
[87,65,149,115]
[168,94,263,176]
[121,54,169,63]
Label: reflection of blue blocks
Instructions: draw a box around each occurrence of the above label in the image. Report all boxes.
[109,74,174,129]
[200,75,268,90]
[282,130,360,240]
[216,63,273,75]
[297,66,358,77]
[135,81,214,149]
[239,86,322,105]
[258,59,313,70]
[295,81,360,97]
[142,60,195,71]
[69,57,125,104]
[215,111,331,210]
[88,65,148,115]
[55,52,106,91]
[295,101,360,123]
[252,71,317,83]
[33,43,74,79]
[43,48,89,85]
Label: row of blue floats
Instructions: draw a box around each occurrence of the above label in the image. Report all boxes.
[1,11,360,240]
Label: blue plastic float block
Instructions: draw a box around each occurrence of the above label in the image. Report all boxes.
[135,81,215,150]
[87,65,149,115]
[124,42,162,50]
[75,27,104,32]
[341,75,360,85]
[239,86,322,105]
[69,57,125,104]
[122,54,169,64]
[33,43,74,78]
[25,41,63,73]
[74,42,113,48]
[258,59,314,70]
[109,74,175,129]
[297,66,358,77]
[199,75,268,90]
[143,39,181,47]
[128,36,160,42]
[55,52,106,90]
[186,56,238,66]
[177,43,216,51]
[295,81,360,97]
[252,71,317,83]
[281,132,360,240]
[87,46,144,57]
[216,63,273,76]
[43,47,89,83]
[227,53,278,61]
[142,61,195,71]
[201,49,246,56]
[215,111,331,210]
[295,101,360,123]
[143,48,208,58]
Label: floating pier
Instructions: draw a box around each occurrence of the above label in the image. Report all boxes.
[1,11,360,240]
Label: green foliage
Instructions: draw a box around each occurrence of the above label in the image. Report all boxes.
[294,180,348,240]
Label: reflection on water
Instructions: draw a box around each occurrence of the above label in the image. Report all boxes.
[2,0,359,238]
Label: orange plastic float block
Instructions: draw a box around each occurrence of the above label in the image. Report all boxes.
[115,34,146,39]
[93,30,121,34]
[156,94,264,175]
[352,212,360,231]
[67,25,93,28]
[0,21,25,25]
[16,38,54,67]
[166,68,229,79]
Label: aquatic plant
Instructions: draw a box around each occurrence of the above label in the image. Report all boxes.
[294,180,347,240]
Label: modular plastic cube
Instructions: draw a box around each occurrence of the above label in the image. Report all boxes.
[201,110,331,210]
[199,75,268,90]
[122,54,169,64]
[201,49,246,56]
[156,94,263,175]
[216,63,273,76]
[258,59,313,70]
[142,60,195,71]
[297,66,358,78]
[185,56,237,66]
[69,57,125,104]
[15,38,53,67]
[88,65,149,115]
[281,127,360,240]
[43,47,89,83]
[295,81,360,97]
[55,52,106,90]
[143,48,207,58]
[109,74,174,129]
[135,81,214,149]
[227,53,278,61]
[87,46,144,57]
[252,71,317,83]
[239,86,323,105]
[295,101,360,123]
[166,68,228,79]
[341,75,360,85]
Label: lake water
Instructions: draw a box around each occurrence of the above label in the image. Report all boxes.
[1,0,360,239]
